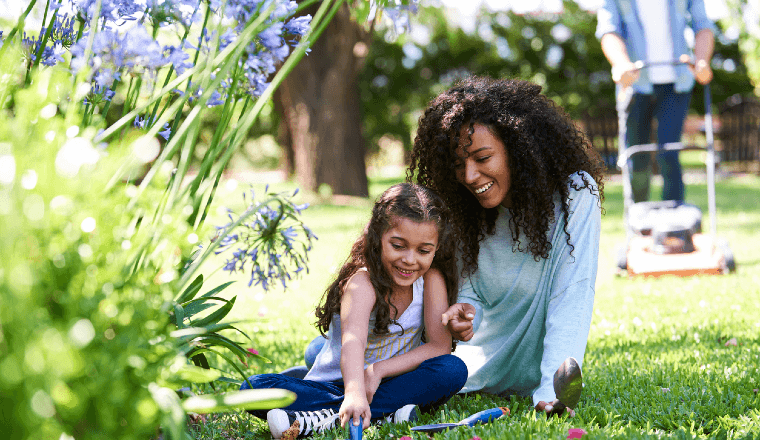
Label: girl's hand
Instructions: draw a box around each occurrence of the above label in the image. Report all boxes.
[363,363,383,404]
[535,400,576,418]
[339,392,371,429]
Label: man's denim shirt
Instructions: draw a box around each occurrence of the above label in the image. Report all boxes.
[595,0,717,94]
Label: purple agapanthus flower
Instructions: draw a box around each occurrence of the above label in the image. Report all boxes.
[258,22,284,52]
[134,115,148,129]
[158,123,172,140]
[284,15,311,37]
[83,84,116,105]
[71,24,167,87]
[134,115,172,140]
[48,13,78,48]
[74,0,143,24]
[271,0,298,20]
[382,0,419,34]
[163,45,193,75]
[207,90,225,107]
[40,42,67,66]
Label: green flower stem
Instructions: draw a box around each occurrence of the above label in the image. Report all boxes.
[126,77,144,120]
[100,75,121,121]
[185,69,244,225]
[192,96,251,229]
[31,3,58,72]
[162,1,280,213]
[145,1,200,128]
[64,0,102,128]
[0,0,38,59]
[294,0,322,14]
[193,0,344,215]
[203,0,345,194]
[223,0,345,167]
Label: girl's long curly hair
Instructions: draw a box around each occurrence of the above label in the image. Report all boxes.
[315,183,458,343]
[409,76,605,276]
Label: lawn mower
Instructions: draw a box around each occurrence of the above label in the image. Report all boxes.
[614,61,735,277]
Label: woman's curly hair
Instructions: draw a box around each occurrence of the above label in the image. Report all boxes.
[408,76,605,276]
[315,183,458,347]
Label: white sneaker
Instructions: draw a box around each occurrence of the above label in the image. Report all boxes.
[267,408,339,439]
[377,404,418,426]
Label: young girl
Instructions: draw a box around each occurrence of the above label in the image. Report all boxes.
[241,183,467,438]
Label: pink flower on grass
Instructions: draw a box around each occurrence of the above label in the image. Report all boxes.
[247,348,259,355]
[399,437,412,440]
[567,428,588,439]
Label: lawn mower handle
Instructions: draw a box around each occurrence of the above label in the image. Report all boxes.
[615,61,718,239]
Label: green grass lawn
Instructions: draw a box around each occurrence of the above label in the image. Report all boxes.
[189,171,760,440]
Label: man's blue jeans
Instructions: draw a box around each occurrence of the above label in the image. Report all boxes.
[240,354,467,421]
[625,83,692,202]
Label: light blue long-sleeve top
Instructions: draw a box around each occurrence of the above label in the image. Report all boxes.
[454,172,601,406]
[595,0,717,94]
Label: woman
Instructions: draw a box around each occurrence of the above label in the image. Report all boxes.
[409,75,605,416]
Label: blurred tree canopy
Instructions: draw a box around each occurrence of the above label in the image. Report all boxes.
[722,0,760,95]
[360,0,754,155]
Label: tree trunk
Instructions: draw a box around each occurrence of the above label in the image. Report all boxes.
[275,3,369,197]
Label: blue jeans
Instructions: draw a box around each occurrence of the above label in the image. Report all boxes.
[625,83,692,202]
[241,354,468,421]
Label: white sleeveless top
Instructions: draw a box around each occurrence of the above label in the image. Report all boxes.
[304,274,425,382]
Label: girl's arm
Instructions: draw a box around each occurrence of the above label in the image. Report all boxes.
[364,268,452,397]
[339,270,375,429]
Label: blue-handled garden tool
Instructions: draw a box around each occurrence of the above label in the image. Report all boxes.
[343,417,362,440]
[410,407,509,433]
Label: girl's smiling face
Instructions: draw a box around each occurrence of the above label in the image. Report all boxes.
[380,216,439,290]
[454,123,512,209]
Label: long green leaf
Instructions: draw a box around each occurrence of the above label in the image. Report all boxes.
[179,281,235,315]
[216,376,243,386]
[191,296,236,327]
[181,296,233,319]
[193,333,248,361]
[173,303,185,329]
[190,352,210,370]
[181,301,219,319]
[149,384,185,440]
[201,281,236,298]
[181,389,295,414]
[177,274,204,304]
[185,347,255,386]
[174,363,222,383]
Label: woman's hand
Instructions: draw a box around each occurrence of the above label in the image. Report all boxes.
[339,392,371,429]
[535,400,576,418]
[441,303,476,341]
[363,363,383,404]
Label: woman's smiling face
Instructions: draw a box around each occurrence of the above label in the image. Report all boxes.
[454,123,512,209]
